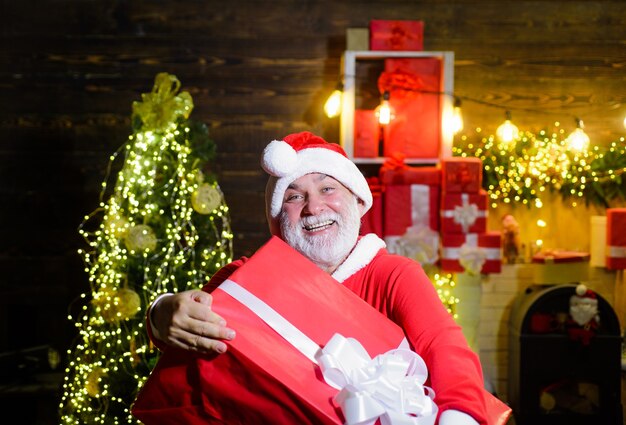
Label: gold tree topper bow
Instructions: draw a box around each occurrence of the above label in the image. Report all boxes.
[132,73,194,130]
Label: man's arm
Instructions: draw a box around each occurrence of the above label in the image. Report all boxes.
[380,259,488,425]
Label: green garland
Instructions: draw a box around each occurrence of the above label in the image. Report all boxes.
[453,129,626,208]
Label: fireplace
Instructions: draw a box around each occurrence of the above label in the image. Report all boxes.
[508,284,622,425]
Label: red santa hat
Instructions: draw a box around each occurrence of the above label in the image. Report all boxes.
[261,132,373,235]
[574,283,597,299]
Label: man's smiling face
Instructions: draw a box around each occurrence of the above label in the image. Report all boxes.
[279,173,364,272]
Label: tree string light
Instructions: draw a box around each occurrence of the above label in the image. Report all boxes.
[60,73,233,424]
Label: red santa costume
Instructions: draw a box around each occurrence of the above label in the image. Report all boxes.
[136,132,510,425]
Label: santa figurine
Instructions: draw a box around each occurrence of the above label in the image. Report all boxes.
[567,284,600,345]
[501,214,521,264]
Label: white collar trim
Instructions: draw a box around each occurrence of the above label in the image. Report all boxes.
[331,234,386,283]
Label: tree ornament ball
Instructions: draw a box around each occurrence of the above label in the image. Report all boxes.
[116,288,142,320]
[105,214,130,239]
[192,183,221,214]
[125,224,157,253]
[85,367,105,397]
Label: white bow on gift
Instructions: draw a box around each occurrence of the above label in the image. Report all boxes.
[452,201,480,233]
[394,226,440,265]
[219,280,438,425]
[316,334,438,425]
[459,244,487,276]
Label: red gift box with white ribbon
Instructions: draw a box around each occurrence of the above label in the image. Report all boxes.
[440,157,483,194]
[369,20,424,51]
[133,237,437,425]
[379,164,441,265]
[606,208,626,269]
[441,191,488,234]
[440,232,502,275]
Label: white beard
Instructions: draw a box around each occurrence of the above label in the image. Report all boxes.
[280,198,361,271]
[569,296,598,326]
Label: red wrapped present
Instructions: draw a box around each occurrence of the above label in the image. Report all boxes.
[132,237,437,424]
[383,183,440,265]
[606,208,626,270]
[360,177,384,238]
[380,58,442,159]
[369,20,424,51]
[441,191,488,234]
[378,155,441,186]
[440,232,502,275]
[440,157,483,193]
[384,184,440,235]
[354,109,380,158]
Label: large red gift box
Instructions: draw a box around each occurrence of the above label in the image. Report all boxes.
[441,191,488,234]
[440,232,502,274]
[440,157,483,193]
[369,20,424,51]
[381,58,442,159]
[132,237,416,424]
[606,208,626,269]
[360,177,384,238]
[354,109,380,158]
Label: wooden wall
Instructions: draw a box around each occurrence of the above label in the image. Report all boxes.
[1,0,625,362]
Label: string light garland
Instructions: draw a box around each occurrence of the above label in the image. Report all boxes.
[60,73,233,424]
[431,272,459,319]
[454,125,626,208]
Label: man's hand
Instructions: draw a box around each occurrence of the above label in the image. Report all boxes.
[151,290,235,354]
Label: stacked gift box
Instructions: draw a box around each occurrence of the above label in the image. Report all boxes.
[380,57,442,159]
[371,155,441,266]
[606,208,626,270]
[439,157,502,275]
[353,19,443,161]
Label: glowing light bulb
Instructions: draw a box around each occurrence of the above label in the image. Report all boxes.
[496,111,519,144]
[450,98,464,134]
[323,87,342,118]
[375,91,393,125]
[566,118,590,151]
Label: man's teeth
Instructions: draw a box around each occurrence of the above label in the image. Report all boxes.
[304,220,335,231]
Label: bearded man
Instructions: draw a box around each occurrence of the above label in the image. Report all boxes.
[146,132,498,424]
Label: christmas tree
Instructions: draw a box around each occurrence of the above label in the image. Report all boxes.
[60,73,233,424]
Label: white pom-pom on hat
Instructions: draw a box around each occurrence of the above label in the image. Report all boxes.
[261,140,298,177]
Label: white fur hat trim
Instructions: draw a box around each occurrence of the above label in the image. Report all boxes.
[262,141,373,219]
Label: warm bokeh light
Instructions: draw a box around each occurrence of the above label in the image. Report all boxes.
[375,91,394,125]
[324,88,343,118]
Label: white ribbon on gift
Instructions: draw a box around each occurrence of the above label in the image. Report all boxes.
[608,245,626,258]
[386,185,439,265]
[218,279,438,425]
[317,334,437,425]
[441,194,487,233]
[441,234,500,275]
